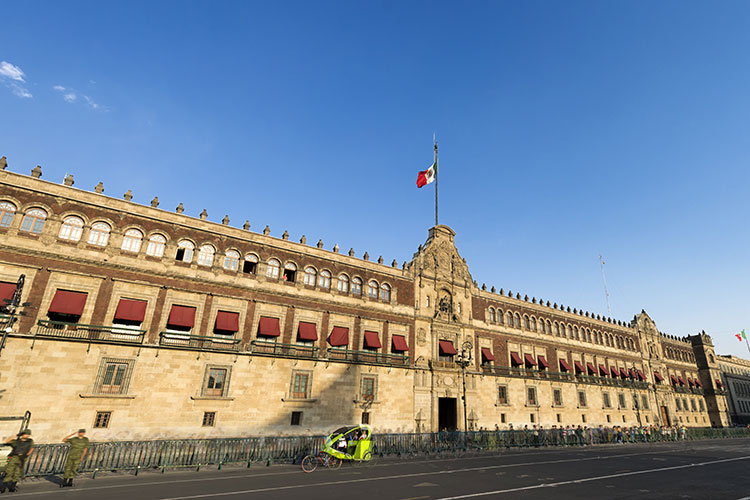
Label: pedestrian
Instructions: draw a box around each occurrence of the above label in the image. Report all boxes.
[0,429,34,493]
[61,429,90,487]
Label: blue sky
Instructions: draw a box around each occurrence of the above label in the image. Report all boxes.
[1,1,749,358]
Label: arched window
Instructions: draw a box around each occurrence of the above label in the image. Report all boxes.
[146,234,167,257]
[319,270,331,289]
[554,322,560,336]
[497,310,504,325]
[573,326,579,340]
[224,250,240,271]
[266,258,280,279]
[488,308,496,322]
[58,216,84,242]
[121,228,143,253]
[304,266,317,286]
[20,208,47,234]
[506,311,513,325]
[243,253,258,274]
[337,274,349,293]
[513,313,521,328]
[176,240,195,262]
[87,222,110,246]
[352,277,362,295]
[380,283,391,301]
[530,317,537,332]
[522,315,529,330]
[197,244,215,267]
[283,262,297,282]
[368,280,379,299]
[545,320,551,334]
[0,201,16,228]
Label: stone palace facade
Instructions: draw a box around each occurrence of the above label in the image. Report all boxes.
[0,161,734,443]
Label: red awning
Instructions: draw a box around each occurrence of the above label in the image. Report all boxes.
[599,364,609,376]
[511,352,524,366]
[49,290,87,316]
[297,321,318,341]
[439,340,457,355]
[678,376,686,386]
[716,379,723,388]
[586,362,596,375]
[329,326,349,346]
[610,366,619,378]
[538,355,550,369]
[687,378,694,387]
[524,353,537,367]
[670,374,679,385]
[364,330,382,349]
[574,361,584,374]
[391,334,409,352]
[619,368,629,379]
[481,347,495,362]
[654,371,664,382]
[258,316,281,337]
[694,378,702,388]
[114,298,147,323]
[167,305,196,328]
[628,368,636,379]
[215,311,239,332]
[0,282,16,304]
[559,359,572,372]
[637,370,646,381]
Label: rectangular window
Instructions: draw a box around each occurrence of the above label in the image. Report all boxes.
[500,413,506,423]
[557,413,561,423]
[683,398,688,411]
[676,398,682,411]
[94,358,134,395]
[290,411,302,426]
[603,392,612,409]
[362,376,376,401]
[582,414,586,423]
[497,385,508,405]
[690,399,697,412]
[203,367,229,397]
[578,390,587,408]
[553,388,562,406]
[530,413,535,423]
[202,411,216,427]
[699,399,705,411]
[618,393,626,409]
[606,414,611,423]
[292,371,311,399]
[642,395,649,410]
[527,387,537,406]
[633,395,639,409]
[361,412,370,425]
[94,411,111,428]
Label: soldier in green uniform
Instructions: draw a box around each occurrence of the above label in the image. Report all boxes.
[61,429,89,487]
[0,429,34,493]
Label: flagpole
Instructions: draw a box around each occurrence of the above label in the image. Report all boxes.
[744,331,750,356]
[434,138,438,227]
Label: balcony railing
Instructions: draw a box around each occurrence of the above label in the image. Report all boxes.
[159,332,241,352]
[0,313,12,330]
[36,320,146,344]
[326,348,410,367]
[249,340,320,359]
[479,365,652,389]
[674,385,690,394]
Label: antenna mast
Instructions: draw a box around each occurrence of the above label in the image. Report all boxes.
[599,254,612,317]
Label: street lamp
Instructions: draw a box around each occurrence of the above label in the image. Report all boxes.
[455,340,473,432]
[0,274,32,358]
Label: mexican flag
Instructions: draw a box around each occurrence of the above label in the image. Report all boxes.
[736,330,747,342]
[416,162,436,188]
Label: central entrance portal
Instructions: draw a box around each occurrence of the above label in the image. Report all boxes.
[660,406,671,427]
[438,397,458,431]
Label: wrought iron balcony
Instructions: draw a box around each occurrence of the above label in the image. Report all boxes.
[326,348,410,367]
[249,340,320,359]
[159,332,241,352]
[36,320,146,344]
[480,365,572,382]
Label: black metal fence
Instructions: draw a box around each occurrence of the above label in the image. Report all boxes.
[19,427,750,477]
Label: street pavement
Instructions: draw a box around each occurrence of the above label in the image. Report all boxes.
[6,438,750,500]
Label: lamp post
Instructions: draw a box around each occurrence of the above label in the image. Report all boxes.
[455,340,473,432]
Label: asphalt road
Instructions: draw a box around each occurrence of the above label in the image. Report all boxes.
[7,438,750,500]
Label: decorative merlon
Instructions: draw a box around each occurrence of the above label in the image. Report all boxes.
[123,190,133,201]
[199,209,208,220]
[300,235,306,244]
[151,197,159,208]
[333,244,339,253]
[94,182,104,193]
[377,256,383,264]
[63,174,74,186]
[391,259,397,268]
[363,252,369,261]
[348,248,355,257]
[176,203,184,214]
[282,230,289,240]
[222,215,230,225]
[316,239,323,249]
[0,156,7,170]
[263,225,270,235]
[31,165,42,178]
[243,220,250,230]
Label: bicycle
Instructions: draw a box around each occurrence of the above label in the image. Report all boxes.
[301,451,343,473]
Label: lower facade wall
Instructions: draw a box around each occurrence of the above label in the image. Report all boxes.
[0,337,713,444]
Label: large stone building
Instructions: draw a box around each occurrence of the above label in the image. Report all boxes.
[717,354,750,425]
[0,161,735,443]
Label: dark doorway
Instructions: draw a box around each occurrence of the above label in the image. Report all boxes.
[438,397,457,431]
[660,406,670,427]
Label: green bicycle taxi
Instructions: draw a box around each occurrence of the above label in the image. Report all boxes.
[301,425,373,472]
